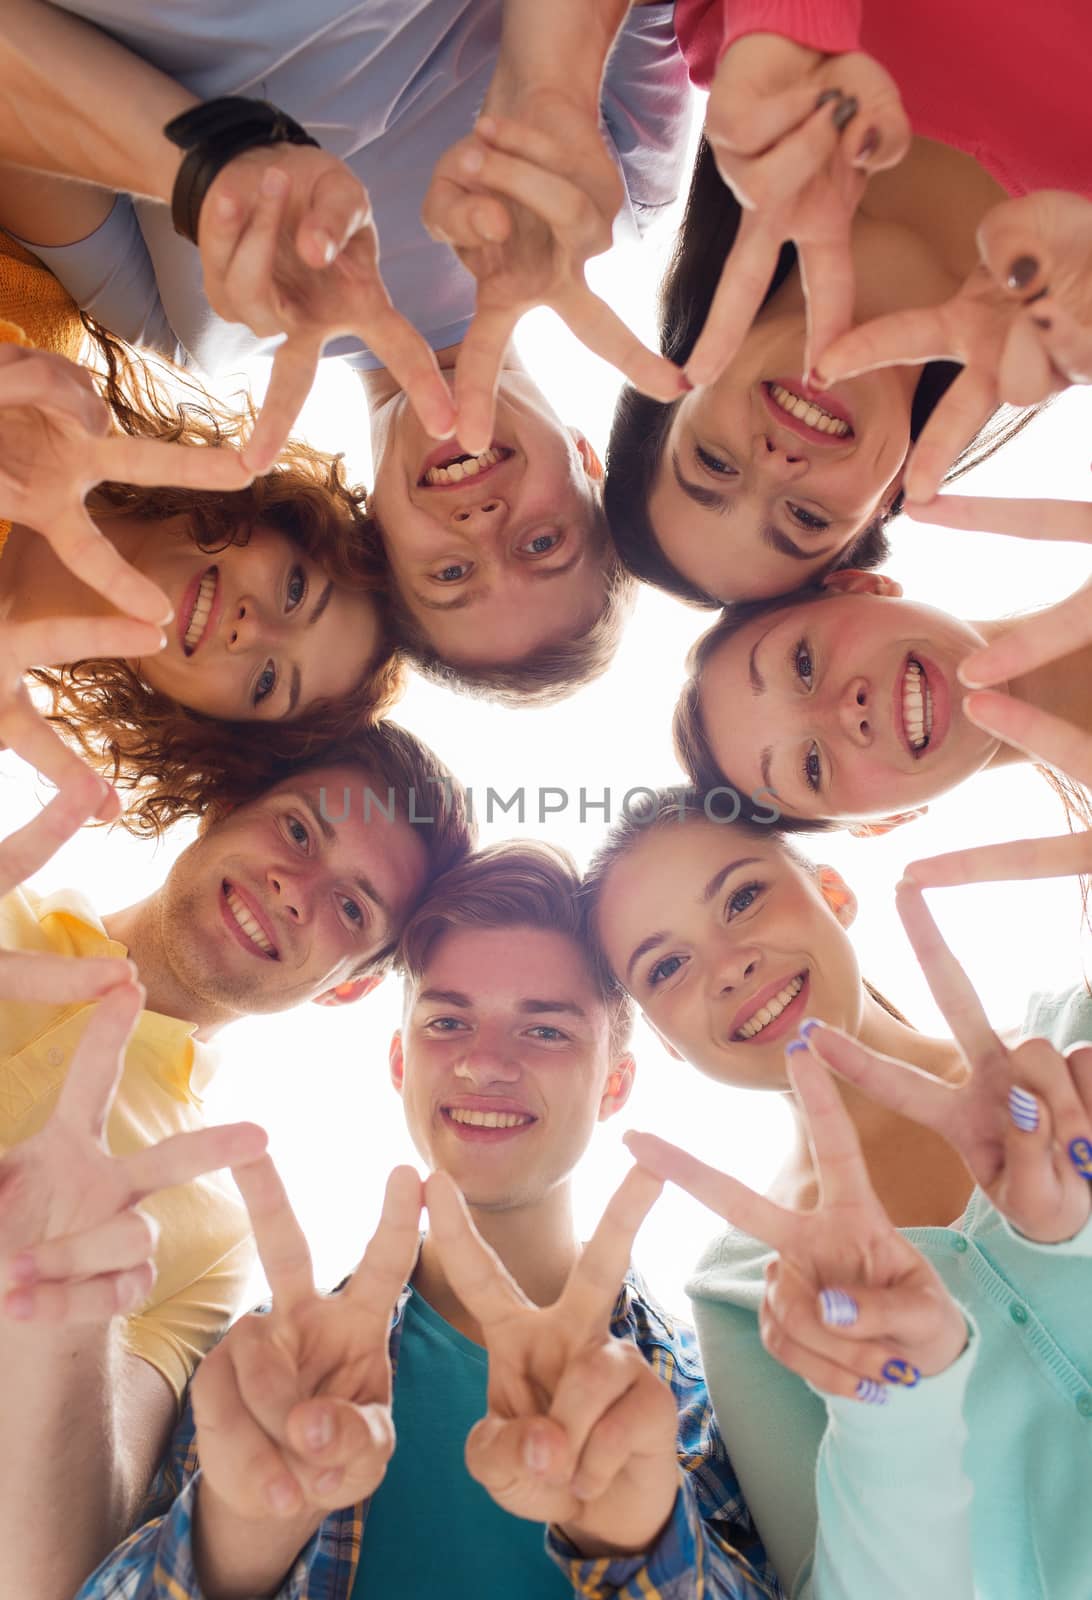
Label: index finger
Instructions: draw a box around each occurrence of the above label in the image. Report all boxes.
[558,285,684,403]
[686,221,780,387]
[903,367,998,503]
[31,507,171,626]
[907,495,1092,543]
[622,1131,793,1251]
[54,981,144,1138]
[425,1169,530,1326]
[453,306,519,458]
[343,1165,423,1325]
[352,298,457,450]
[963,688,1092,786]
[895,880,1006,1070]
[814,303,956,386]
[559,1165,663,1331]
[906,831,1092,889]
[959,579,1092,689]
[94,435,254,495]
[232,1155,315,1312]
[0,350,109,433]
[785,1047,873,1209]
[0,767,110,898]
[243,333,325,475]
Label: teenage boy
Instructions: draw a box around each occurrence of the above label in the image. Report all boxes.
[0,0,688,696]
[0,725,472,1599]
[76,842,778,1599]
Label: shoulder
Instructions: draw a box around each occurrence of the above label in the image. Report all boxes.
[1020,984,1092,1053]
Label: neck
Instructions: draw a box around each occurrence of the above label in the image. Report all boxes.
[102,898,234,1040]
[861,135,1008,283]
[412,1179,582,1345]
[773,993,974,1227]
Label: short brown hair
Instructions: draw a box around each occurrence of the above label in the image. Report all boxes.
[399,839,634,1054]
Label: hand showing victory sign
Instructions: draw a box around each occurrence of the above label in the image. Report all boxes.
[192,1158,422,1523]
[0,982,267,1323]
[809,882,1092,1244]
[426,1165,677,1557]
[627,1048,967,1404]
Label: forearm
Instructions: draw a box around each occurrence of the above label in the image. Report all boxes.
[485,0,634,113]
[193,1478,324,1600]
[0,0,193,200]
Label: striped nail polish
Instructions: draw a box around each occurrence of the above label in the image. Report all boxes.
[786,1038,809,1058]
[799,1018,822,1039]
[855,1378,887,1405]
[1008,1086,1039,1133]
[1068,1137,1092,1180]
[882,1358,921,1388]
[819,1289,858,1327]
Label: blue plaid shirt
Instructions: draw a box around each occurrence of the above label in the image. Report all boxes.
[77,1269,782,1600]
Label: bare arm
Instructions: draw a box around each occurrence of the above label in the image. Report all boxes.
[0,159,113,246]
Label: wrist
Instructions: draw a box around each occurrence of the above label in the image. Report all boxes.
[194,1474,325,1600]
[554,1481,677,1560]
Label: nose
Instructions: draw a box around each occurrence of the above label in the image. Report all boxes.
[709,942,763,997]
[751,431,809,481]
[266,865,310,925]
[836,677,873,746]
[225,597,266,653]
[454,1025,521,1085]
[449,495,510,531]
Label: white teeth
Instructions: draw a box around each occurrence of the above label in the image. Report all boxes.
[447,1108,533,1129]
[736,974,805,1040]
[425,447,501,485]
[902,659,934,753]
[769,383,850,437]
[225,888,275,956]
[183,570,217,650]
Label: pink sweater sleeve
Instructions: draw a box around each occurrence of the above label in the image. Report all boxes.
[674,0,862,88]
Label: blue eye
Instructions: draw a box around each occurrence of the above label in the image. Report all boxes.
[803,745,822,791]
[726,881,763,917]
[788,503,830,531]
[523,532,562,556]
[529,1025,566,1042]
[286,565,307,609]
[435,563,470,583]
[430,1016,465,1031]
[286,815,309,846]
[254,661,277,705]
[340,896,363,927]
[695,445,737,476]
[649,954,684,987]
[794,639,814,687]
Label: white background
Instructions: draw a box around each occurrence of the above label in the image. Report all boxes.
[4,149,1091,1314]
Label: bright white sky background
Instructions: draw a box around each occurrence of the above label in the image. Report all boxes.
[3,107,1092,1313]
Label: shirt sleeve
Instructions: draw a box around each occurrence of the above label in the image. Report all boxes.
[672,0,862,90]
[20,195,184,364]
[121,1232,257,1405]
[598,3,694,242]
[997,1207,1092,1260]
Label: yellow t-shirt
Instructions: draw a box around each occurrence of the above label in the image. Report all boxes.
[0,886,255,1402]
[0,232,86,560]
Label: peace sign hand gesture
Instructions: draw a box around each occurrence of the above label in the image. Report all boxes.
[421,100,683,457]
[1,982,267,1323]
[808,881,1092,1244]
[692,35,910,387]
[192,1158,422,1524]
[426,1165,677,1557]
[626,1047,967,1404]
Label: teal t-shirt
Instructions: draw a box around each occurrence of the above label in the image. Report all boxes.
[353,1290,572,1599]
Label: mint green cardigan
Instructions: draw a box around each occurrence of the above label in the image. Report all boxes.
[688,988,1092,1600]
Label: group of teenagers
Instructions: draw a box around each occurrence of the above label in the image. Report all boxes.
[2,0,1092,1597]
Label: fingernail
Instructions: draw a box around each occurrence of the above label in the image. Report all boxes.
[1068,1136,1092,1179]
[832,95,860,131]
[321,237,337,266]
[853,127,881,166]
[799,1018,822,1039]
[855,1378,888,1405]
[815,88,843,110]
[1008,1086,1040,1133]
[7,1253,37,1288]
[307,1411,333,1451]
[956,657,988,689]
[819,1288,858,1327]
[810,367,831,391]
[786,1038,809,1058]
[1005,255,1040,291]
[524,1433,550,1473]
[268,1478,298,1514]
[882,1358,921,1388]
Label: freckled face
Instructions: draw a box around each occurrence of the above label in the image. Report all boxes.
[594,822,862,1087]
[697,593,997,821]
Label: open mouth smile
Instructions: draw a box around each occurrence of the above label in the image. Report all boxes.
[898,656,934,756]
[417,444,515,490]
[180,566,220,655]
[731,972,809,1043]
[220,880,279,960]
[440,1102,537,1141]
[762,381,854,444]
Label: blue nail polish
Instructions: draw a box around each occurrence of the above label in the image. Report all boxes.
[1068,1137,1092,1180]
[882,1358,921,1388]
[819,1288,858,1327]
[786,1039,809,1058]
[799,1018,822,1039]
[855,1379,887,1405]
[1008,1086,1039,1133]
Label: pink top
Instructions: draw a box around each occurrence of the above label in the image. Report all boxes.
[674,0,1092,199]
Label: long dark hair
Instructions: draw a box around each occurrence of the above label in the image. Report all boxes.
[604,138,1039,607]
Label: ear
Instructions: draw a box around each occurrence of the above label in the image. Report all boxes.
[816,865,858,927]
[848,808,929,839]
[598,1054,636,1122]
[313,973,385,1008]
[389,1030,405,1094]
[570,428,605,482]
[821,568,903,598]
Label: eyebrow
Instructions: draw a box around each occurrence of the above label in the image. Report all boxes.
[415,990,587,1019]
[624,857,763,984]
[761,525,836,562]
[285,582,336,715]
[293,790,391,915]
[411,549,583,614]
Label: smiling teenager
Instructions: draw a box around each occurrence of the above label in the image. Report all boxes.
[582,789,1092,1599]
[672,569,1092,831]
[0,725,472,1598]
[73,841,778,1600]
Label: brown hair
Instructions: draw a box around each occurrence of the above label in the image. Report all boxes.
[604,137,1046,607]
[579,786,909,1024]
[383,513,637,708]
[30,320,405,836]
[399,839,634,1054]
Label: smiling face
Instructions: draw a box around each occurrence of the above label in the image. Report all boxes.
[392,925,630,1211]
[695,579,998,822]
[647,308,917,602]
[371,373,609,666]
[124,521,383,721]
[155,761,429,1020]
[593,821,862,1087]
